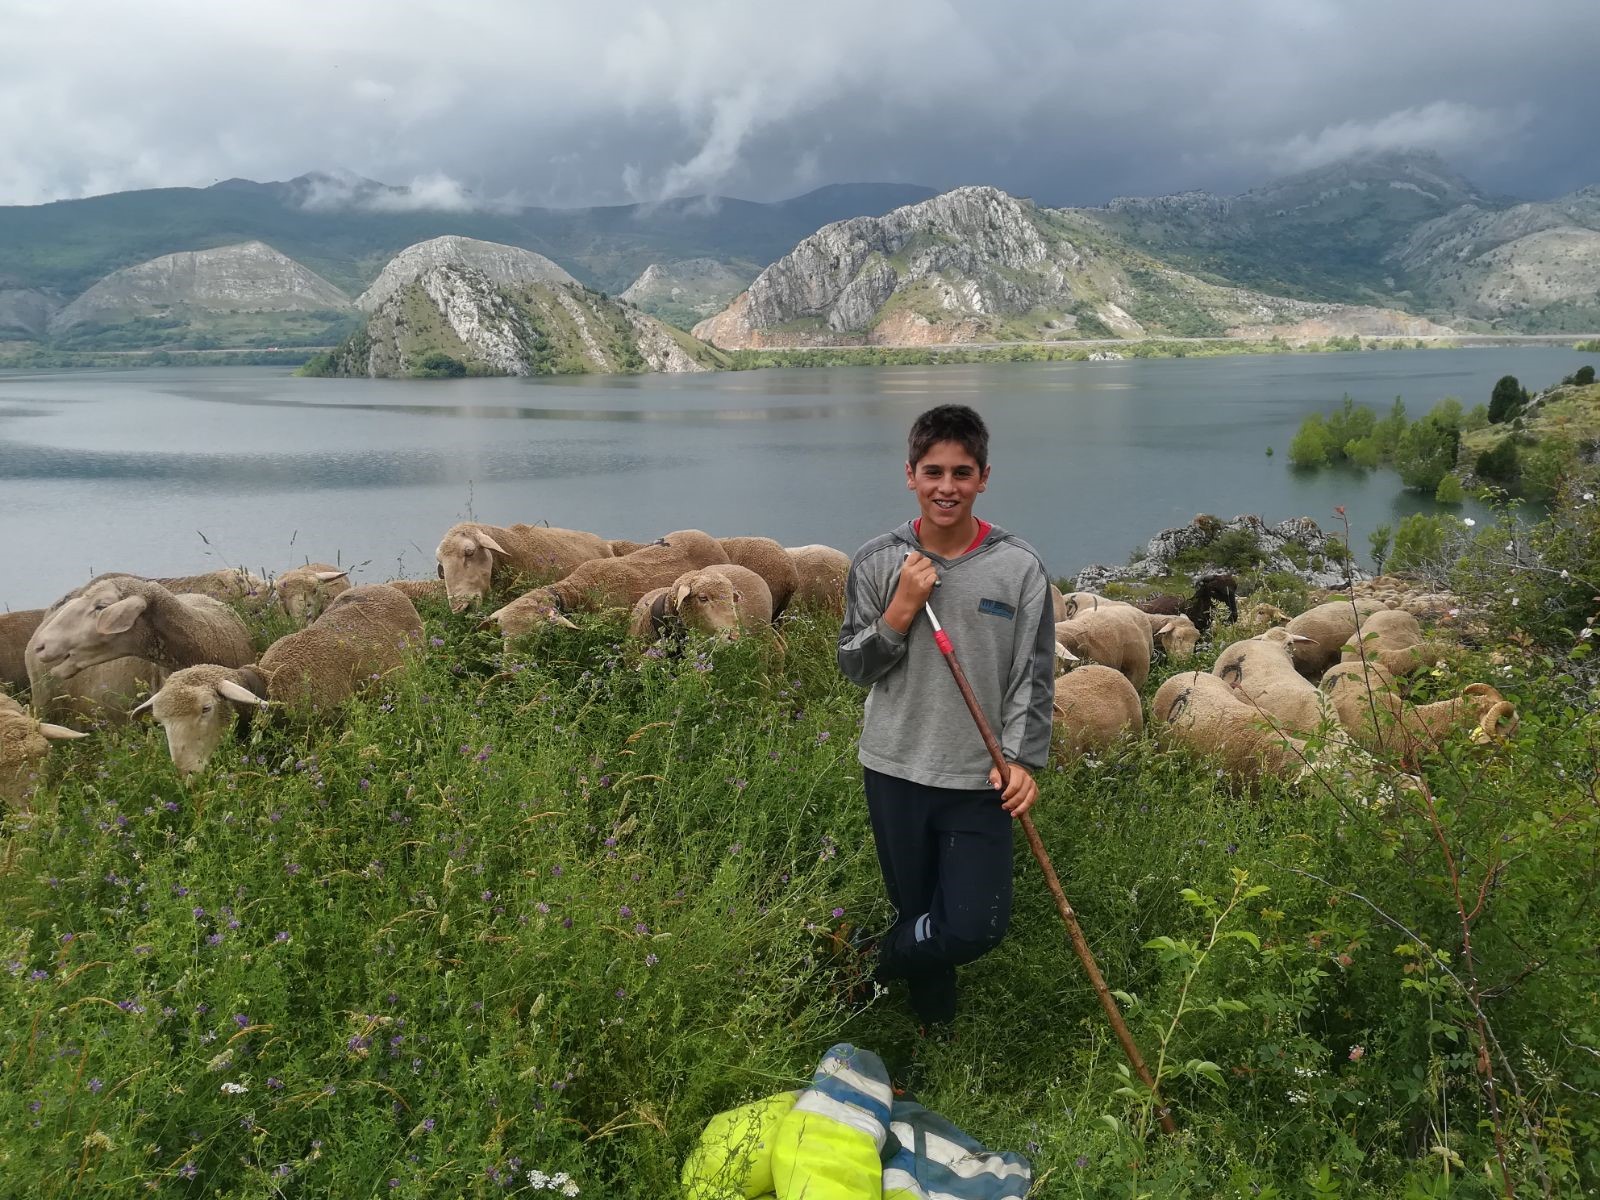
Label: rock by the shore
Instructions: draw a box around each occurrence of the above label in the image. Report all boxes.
[1074,513,1366,591]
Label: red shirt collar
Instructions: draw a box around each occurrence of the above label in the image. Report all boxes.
[913,517,991,557]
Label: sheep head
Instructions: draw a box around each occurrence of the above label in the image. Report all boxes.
[1461,684,1518,743]
[29,577,151,679]
[481,589,578,638]
[130,665,269,779]
[272,566,351,623]
[1155,616,1199,660]
[0,707,88,809]
[673,570,743,640]
[436,525,509,613]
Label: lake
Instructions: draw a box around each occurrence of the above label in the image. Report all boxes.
[2,347,1593,611]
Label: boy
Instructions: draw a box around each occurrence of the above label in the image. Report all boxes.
[837,404,1056,1025]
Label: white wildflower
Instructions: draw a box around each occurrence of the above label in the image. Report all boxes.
[1584,493,1594,502]
[1512,597,1520,607]
[1581,628,1593,640]
[1560,569,1569,579]
[1463,517,1476,527]
[563,1183,579,1198]
[220,1081,248,1095]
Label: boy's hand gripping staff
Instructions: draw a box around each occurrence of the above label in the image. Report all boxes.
[919,600,1178,1136]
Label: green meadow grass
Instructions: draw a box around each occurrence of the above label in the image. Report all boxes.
[2,604,1596,1197]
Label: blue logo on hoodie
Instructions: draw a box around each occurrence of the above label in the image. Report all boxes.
[978,598,1016,620]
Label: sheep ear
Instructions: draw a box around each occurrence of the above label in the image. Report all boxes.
[314,570,350,583]
[474,530,507,556]
[674,583,691,607]
[1156,620,1176,635]
[1054,642,1078,661]
[128,697,155,719]
[436,562,445,579]
[547,610,579,630]
[97,595,147,635]
[38,722,89,740]
[731,589,742,603]
[1288,633,1314,644]
[217,679,267,706]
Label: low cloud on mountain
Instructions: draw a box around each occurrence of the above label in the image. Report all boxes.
[2,0,1596,208]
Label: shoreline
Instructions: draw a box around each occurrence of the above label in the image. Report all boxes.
[2,333,1595,374]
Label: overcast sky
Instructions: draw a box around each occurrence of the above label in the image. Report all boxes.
[4,0,1596,210]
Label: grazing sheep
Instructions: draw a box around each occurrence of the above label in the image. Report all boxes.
[1137,572,1238,635]
[627,586,675,642]
[784,545,851,615]
[129,664,271,779]
[1340,608,1442,676]
[1153,671,1366,786]
[1,609,45,693]
[1320,661,1517,758]
[270,563,351,623]
[435,522,614,613]
[1232,602,1292,636]
[1051,664,1143,763]
[669,565,775,640]
[1058,594,1198,661]
[256,584,424,713]
[0,691,87,808]
[28,575,253,678]
[717,537,800,618]
[484,530,728,635]
[1212,628,1336,734]
[153,568,271,605]
[383,579,449,606]
[1284,598,1389,678]
[1054,606,1153,689]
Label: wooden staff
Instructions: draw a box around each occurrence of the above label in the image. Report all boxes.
[921,601,1178,1136]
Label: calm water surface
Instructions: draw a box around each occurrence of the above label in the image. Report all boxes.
[2,348,1592,609]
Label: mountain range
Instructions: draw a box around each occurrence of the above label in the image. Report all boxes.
[1,151,1596,357]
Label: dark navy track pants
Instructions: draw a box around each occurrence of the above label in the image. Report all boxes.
[864,766,1014,982]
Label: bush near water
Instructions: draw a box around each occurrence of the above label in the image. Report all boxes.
[4,483,1600,1196]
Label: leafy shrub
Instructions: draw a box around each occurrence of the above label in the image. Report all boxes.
[1475,437,1520,484]
[412,351,467,379]
[1488,374,1526,423]
[1288,414,1332,467]
[1388,512,1468,575]
[1434,473,1465,504]
[1562,364,1594,386]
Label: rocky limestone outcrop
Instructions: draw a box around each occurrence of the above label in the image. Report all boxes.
[619,258,752,324]
[332,264,716,377]
[50,242,352,332]
[358,237,576,313]
[1074,514,1364,593]
[693,185,1468,350]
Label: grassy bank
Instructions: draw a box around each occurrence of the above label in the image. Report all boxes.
[2,575,1598,1194]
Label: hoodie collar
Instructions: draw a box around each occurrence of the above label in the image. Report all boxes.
[891,518,1008,566]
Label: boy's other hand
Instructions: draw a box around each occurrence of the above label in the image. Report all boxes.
[883,552,939,633]
[990,762,1038,818]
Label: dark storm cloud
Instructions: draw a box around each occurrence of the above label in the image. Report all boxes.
[3,0,1595,209]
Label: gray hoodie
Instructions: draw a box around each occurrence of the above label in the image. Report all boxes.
[838,520,1056,789]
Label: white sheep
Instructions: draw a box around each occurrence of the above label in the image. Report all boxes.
[784,544,851,615]
[435,522,614,612]
[1284,598,1390,678]
[1053,606,1153,689]
[717,537,800,617]
[1058,592,1198,660]
[270,563,351,623]
[1050,663,1143,763]
[1152,670,1391,790]
[1211,628,1337,734]
[1340,608,1444,676]
[129,664,272,779]
[383,579,449,607]
[153,568,272,606]
[1320,660,1515,758]
[28,575,253,678]
[0,691,87,808]
[485,530,728,635]
[628,565,774,643]
[1050,584,1068,624]
[255,584,424,713]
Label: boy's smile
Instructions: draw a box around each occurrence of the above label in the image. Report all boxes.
[906,439,989,552]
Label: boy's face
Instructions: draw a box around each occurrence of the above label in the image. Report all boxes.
[906,440,989,532]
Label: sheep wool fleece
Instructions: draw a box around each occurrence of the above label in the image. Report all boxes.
[838,521,1055,787]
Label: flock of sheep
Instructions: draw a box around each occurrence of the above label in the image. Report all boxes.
[1050,578,1517,791]
[0,518,1513,809]
[0,523,850,802]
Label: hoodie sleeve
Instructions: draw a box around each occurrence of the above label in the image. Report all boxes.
[837,549,908,688]
[1000,563,1056,769]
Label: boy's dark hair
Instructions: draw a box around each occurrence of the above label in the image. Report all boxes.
[907,404,989,470]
